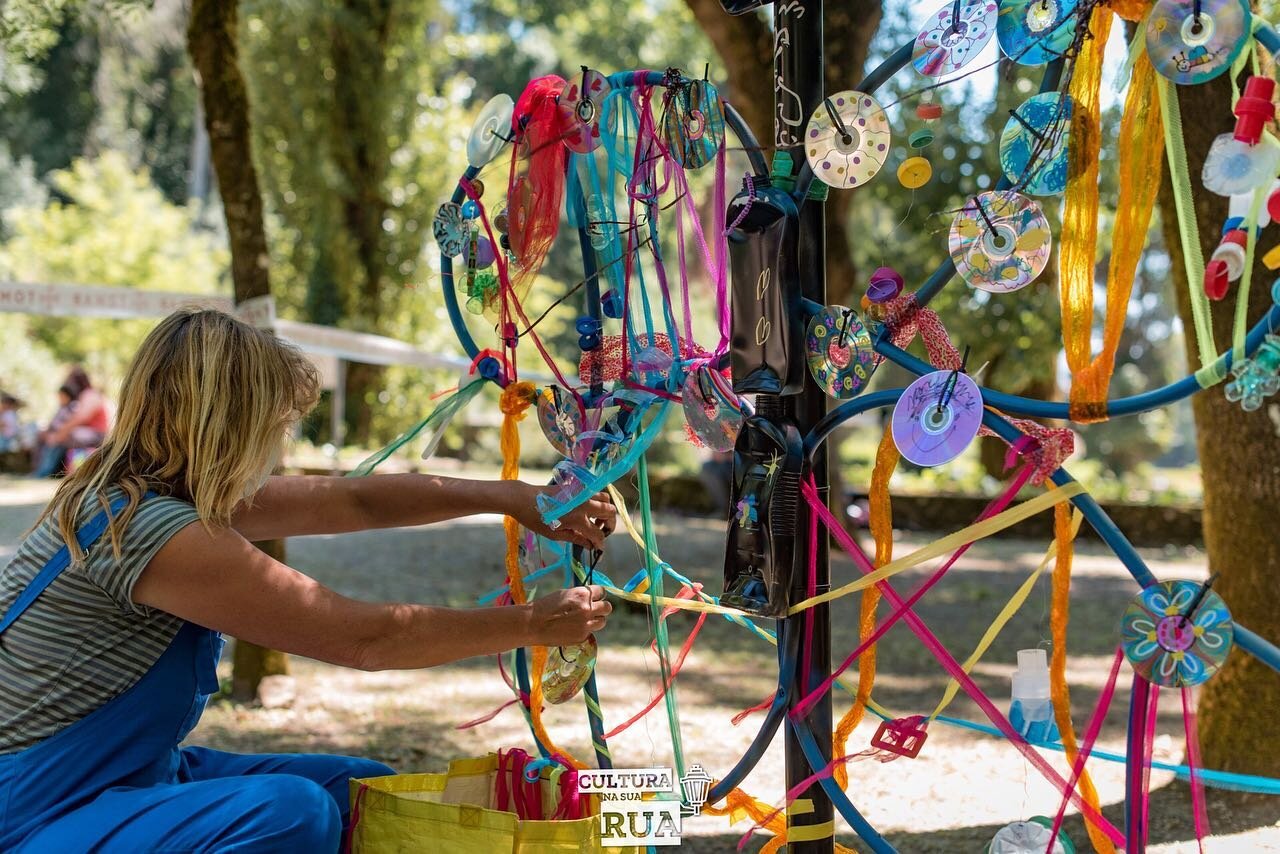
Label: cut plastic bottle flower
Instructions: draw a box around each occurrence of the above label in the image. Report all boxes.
[1202,134,1280,196]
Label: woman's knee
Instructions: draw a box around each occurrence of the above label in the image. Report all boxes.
[249,775,341,850]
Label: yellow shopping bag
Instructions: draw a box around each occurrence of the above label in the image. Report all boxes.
[347,754,645,854]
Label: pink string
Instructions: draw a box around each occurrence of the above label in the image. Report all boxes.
[800,480,1126,846]
[731,690,776,726]
[800,493,819,699]
[1182,687,1211,852]
[1046,647,1126,851]
[1141,683,1161,848]
[790,456,1035,721]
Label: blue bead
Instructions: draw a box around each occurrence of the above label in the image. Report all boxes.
[601,290,624,319]
[575,316,602,335]
[461,200,480,219]
[578,333,601,351]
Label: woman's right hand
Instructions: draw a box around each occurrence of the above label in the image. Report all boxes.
[527,585,612,646]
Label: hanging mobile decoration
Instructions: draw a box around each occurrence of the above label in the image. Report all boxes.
[466,94,515,168]
[557,67,611,154]
[912,0,1000,77]
[949,191,1052,293]
[432,202,469,258]
[898,156,933,189]
[1145,0,1251,86]
[543,635,598,704]
[996,0,1079,66]
[805,305,877,399]
[1121,578,1234,688]
[891,369,983,467]
[804,91,891,189]
[663,77,726,169]
[999,92,1072,196]
[681,364,746,452]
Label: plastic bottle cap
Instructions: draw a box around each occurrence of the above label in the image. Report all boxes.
[898,156,932,189]
[1204,258,1231,301]
[1265,245,1280,271]
[916,102,943,121]
[1011,649,1051,701]
[1211,240,1247,280]
[908,129,935,149]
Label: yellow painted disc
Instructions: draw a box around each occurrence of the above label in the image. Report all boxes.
[898,156,932,189]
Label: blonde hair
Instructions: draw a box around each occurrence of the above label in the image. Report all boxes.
[37,308,319,562]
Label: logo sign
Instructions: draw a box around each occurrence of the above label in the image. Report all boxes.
[579,766,713,847]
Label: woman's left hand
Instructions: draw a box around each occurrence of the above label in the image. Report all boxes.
[509,483,617,550]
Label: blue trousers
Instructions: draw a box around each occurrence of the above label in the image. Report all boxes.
[14,746,393,853]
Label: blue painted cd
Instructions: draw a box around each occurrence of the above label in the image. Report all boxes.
[432,202,468,258]
[999,93,1072,196]
[1146,0,1250,86]
[1121,579,1233,687]
[997,0,1079,66]
[663,79,726,169]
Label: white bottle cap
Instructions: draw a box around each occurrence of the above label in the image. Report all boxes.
[1012,648,1051,701]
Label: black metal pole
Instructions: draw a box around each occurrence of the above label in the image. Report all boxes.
[776,1,834,851]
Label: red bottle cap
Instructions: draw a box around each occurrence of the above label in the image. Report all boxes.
[1204,258,1231,301]
[1233,76,1276,145]
[916,102,943,121]
[1221,228,1249,249]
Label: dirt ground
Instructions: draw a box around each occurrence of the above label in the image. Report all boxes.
[2,475,1278,851]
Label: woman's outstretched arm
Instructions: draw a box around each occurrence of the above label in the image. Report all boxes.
[133,520,611,670]
[230,474,616,549]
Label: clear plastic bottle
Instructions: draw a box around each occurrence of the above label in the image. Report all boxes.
[1008,649,1060,743]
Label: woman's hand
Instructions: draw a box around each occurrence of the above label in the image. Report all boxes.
[507,483,617,550]
[526,585,612,646]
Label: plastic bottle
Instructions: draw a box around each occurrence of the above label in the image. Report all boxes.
[1008,649,1060,743]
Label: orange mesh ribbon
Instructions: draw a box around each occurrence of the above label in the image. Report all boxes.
[1050,500,1115,854]
[1064,35,1165,422]
[833,427,898,789]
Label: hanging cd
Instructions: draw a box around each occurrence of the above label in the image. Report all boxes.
[432,202,468,258]
[891,370,983,467]
[537,385,585,457]
[1146,0,1250,86]
[1122,579,1234,688]
[805,306,877,399]
[557,68,610,153]
[948,191,1051,293]
[663,78,726,169]
[466,94,515,168]
[996,0,1079,66]
[912,0,999,77]
[681,363,745,452]
[999,93,1072,196]
[543,635,597,704]
[804,91,891,190]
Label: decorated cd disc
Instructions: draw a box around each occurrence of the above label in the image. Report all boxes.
[891,371,983,467]
[537,386,585,457]
[1146,0,1250,86]
[432,202,468,258]
[543,635,598,704]
[1122,579,1234,688]
[557,68,611,153]
[913,0,999,77]
[806,306,877,399]
[1000,93,1072,196]
[663,79,726,169]
[466,94,515,168]
[948,191,1051,293]
[804,91,891,190]
[996,0,1079,66]
[682,363,745,452]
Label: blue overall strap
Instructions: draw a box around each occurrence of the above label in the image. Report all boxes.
[0,492,152,637]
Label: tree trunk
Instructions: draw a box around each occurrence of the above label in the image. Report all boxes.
[329,0,393,446]
[188,0,289,703]
[1155,61,1280,776]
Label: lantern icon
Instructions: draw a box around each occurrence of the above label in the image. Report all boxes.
[680,764,713,816]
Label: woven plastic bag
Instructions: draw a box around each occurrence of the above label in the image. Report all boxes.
[347,754,645,854]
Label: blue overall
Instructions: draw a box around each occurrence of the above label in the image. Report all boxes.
[0,495,394,852]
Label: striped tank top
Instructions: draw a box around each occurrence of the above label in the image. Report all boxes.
[0,489,200,753]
